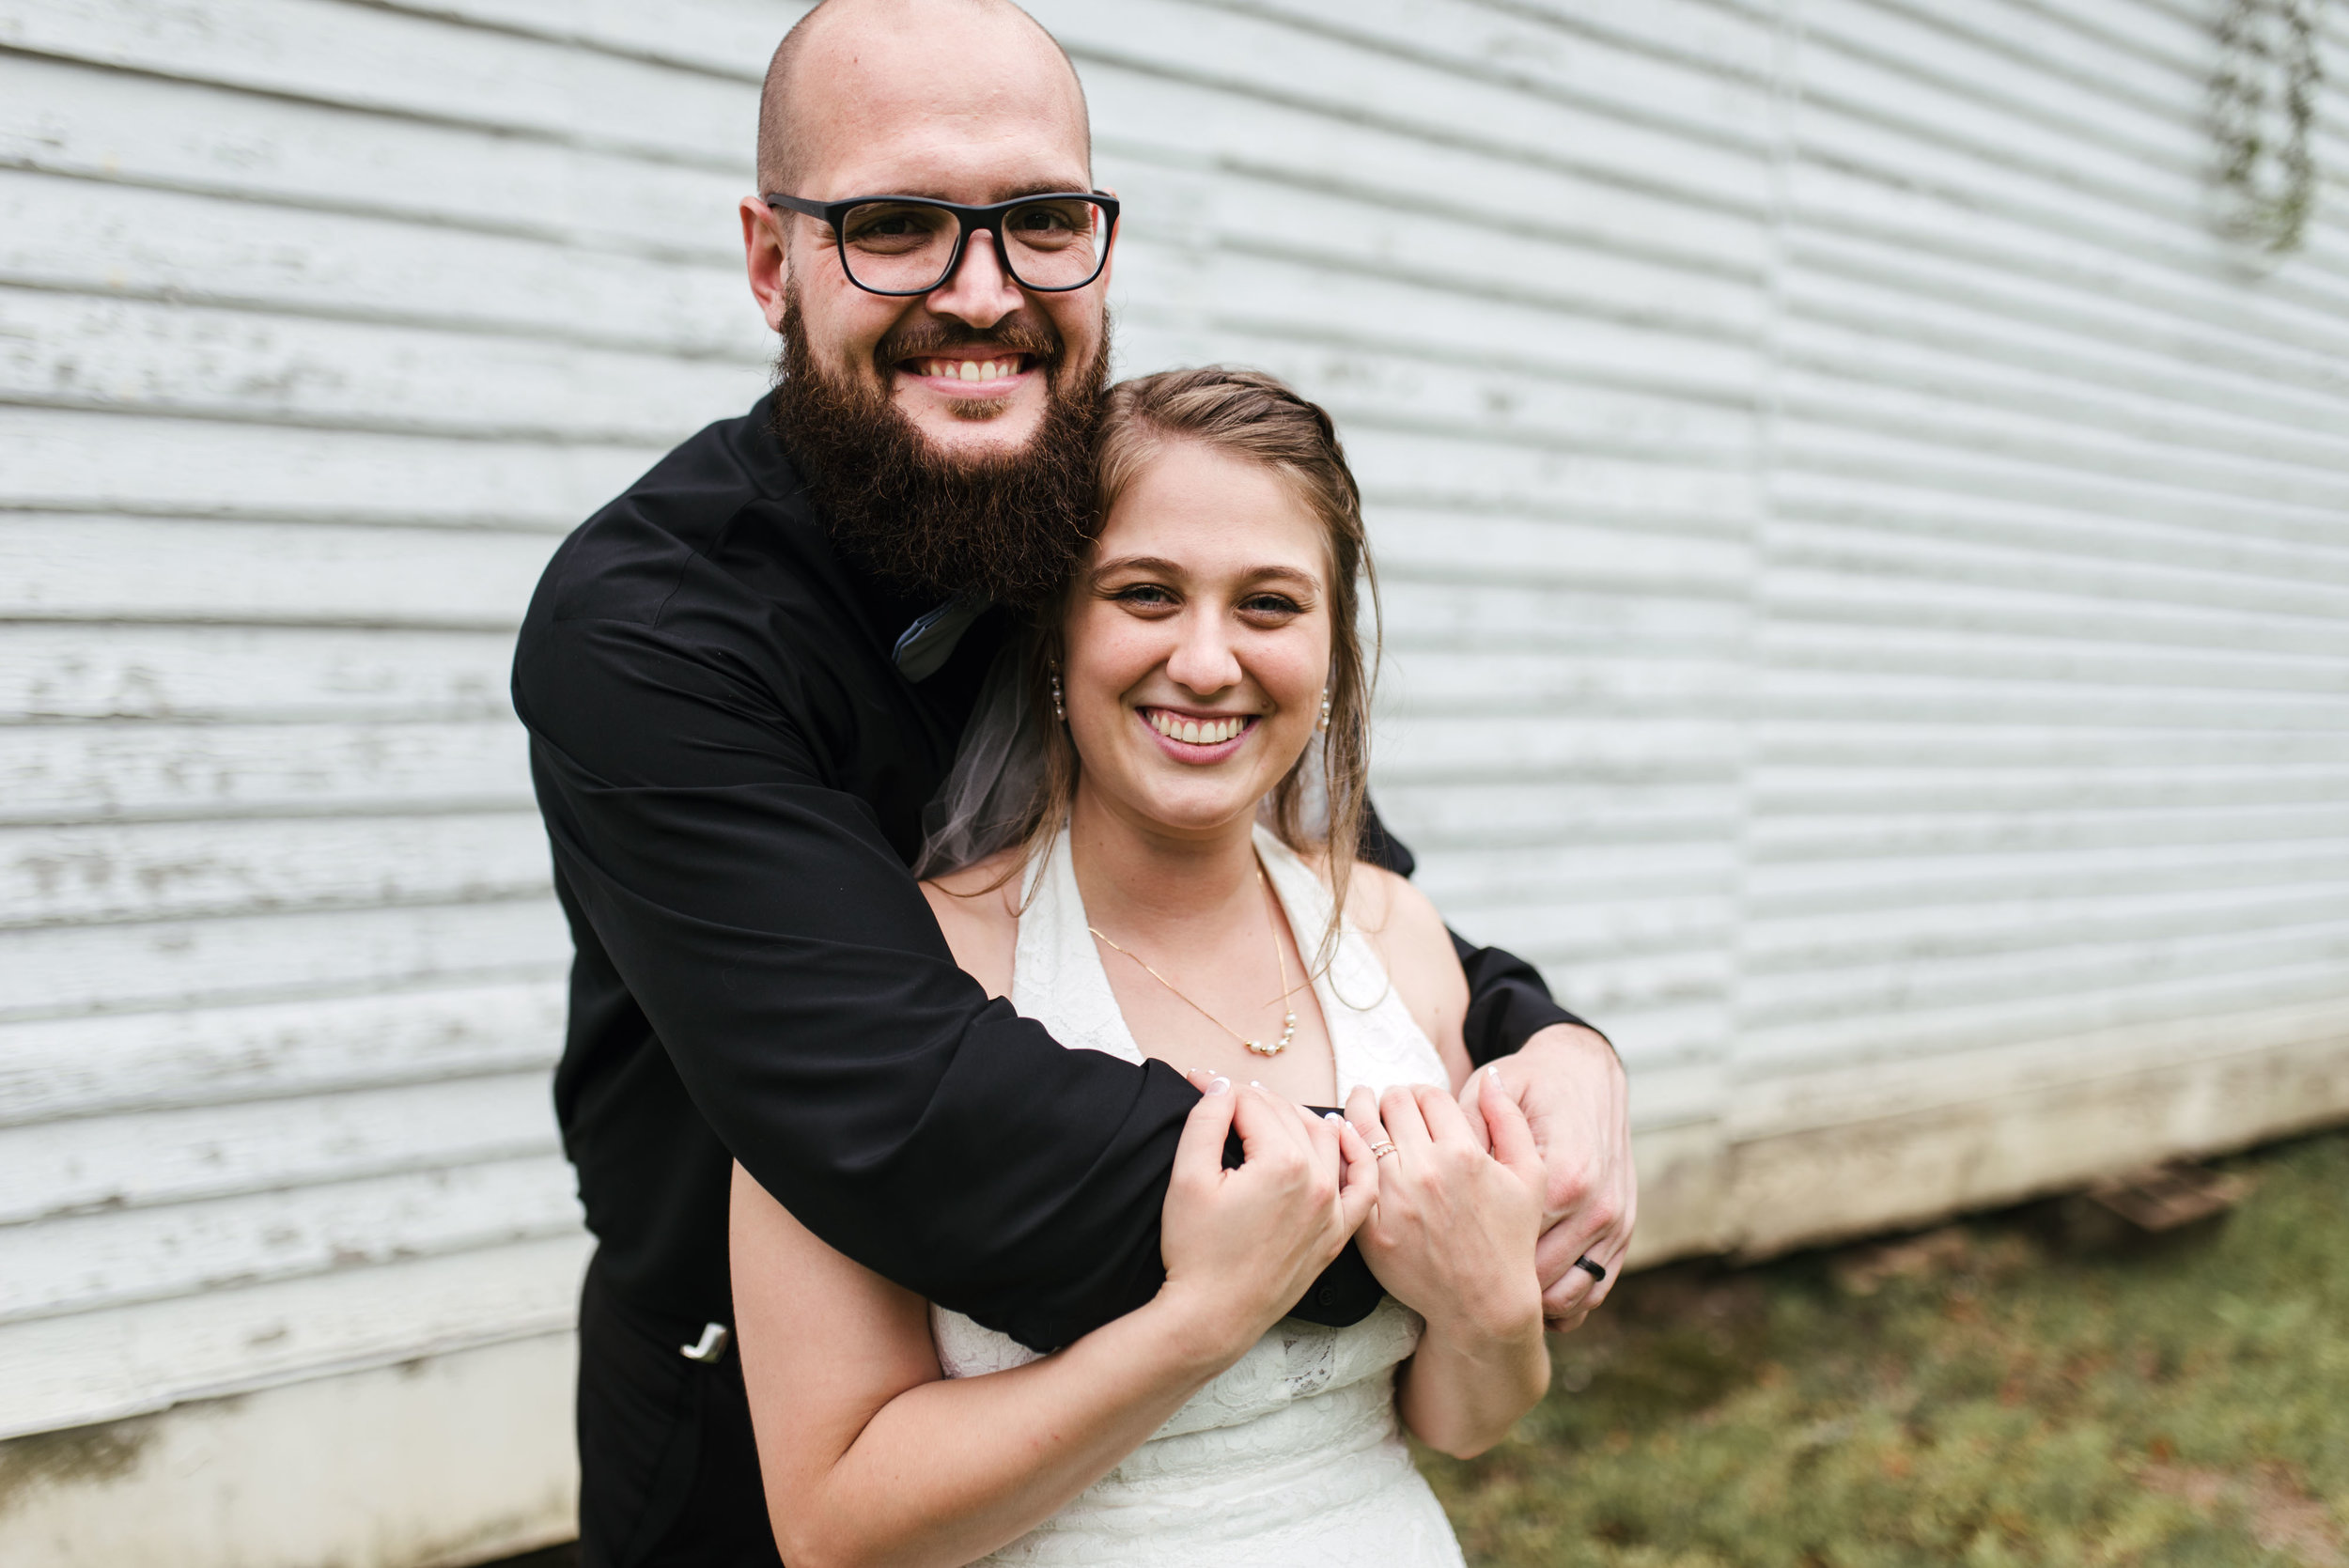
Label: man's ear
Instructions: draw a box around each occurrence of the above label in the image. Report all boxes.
[739,196,790,334]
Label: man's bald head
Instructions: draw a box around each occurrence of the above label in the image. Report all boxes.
[757,0,1091,197]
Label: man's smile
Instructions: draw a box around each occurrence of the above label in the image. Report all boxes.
[897,349,1039,395]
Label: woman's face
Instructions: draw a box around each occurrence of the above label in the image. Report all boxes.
[1062,439,1332,841]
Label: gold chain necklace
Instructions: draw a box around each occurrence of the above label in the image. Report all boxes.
[1089,860,1299,1057]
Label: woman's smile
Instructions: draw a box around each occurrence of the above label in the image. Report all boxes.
[1138,706,1260,760]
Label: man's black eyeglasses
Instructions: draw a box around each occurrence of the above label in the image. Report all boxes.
[763,192,1119,297]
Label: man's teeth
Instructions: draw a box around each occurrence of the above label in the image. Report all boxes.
[920,358,1020,382]
[1148,711,1248,745]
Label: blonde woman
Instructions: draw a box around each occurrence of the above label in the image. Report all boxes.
[730,369,1550,1567]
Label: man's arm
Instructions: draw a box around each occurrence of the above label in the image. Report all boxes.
[1357,799,1636,1328]
[520,613,1190,1353]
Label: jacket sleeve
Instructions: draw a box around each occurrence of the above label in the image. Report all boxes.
[518,613,1192,1352]
[1357,799,1608,1069]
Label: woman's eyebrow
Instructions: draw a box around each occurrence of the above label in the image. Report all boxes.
[1088,554,1187,582]
[1090,557,1323,591]
[1240,566,1322,593]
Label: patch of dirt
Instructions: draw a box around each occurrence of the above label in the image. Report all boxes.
[2142,1460,2345,1566]
[1830,1226,1975,1296]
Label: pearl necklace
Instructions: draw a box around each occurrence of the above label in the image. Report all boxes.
[1088,859,1299,1057]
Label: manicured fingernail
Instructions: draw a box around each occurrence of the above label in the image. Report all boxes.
[1250,1080,1266,1091]
[1322,1111,1346,1126]
[1487,1063,1506,1091]
[1205,1075,1231,1095]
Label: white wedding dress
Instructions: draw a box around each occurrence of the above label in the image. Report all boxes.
[930,825,1469,1567]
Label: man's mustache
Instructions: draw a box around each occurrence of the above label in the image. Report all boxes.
[876,320,1063,367]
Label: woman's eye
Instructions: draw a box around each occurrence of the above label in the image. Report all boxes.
[1114,583,1177,607]
[1239,595,1303,617]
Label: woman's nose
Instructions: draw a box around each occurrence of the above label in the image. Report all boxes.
[1164,613,1242,694]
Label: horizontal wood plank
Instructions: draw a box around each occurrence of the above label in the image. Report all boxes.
[1734,958,2349,1085]
[0,405,662,528]
[5,0,756,163]
[3,1153,581,1324]
[0,895,568,1021]
[0,718,535,825]
[0,623,520,722]
[0,167,763,356]
[1738,915,2349,1039]
[0,513,559,627]
[0,286,768,442]
[1,810,550,929]
[0,49,746,258]
[0,979,564,1127]
[0,1231,592,1439]
[366,0,798,80]
[0,1072,563,1225]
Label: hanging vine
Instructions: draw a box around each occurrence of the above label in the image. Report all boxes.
[2212,0,2326,253]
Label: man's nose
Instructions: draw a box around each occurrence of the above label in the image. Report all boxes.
[925,229,1023,329]
[1165,613,1243,695]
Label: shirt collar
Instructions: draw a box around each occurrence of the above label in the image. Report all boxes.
[892,594,993,681]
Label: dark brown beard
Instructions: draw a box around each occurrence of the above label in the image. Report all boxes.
[770,297,1109,610]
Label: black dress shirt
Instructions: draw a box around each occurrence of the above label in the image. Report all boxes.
[512,395,1591,1352]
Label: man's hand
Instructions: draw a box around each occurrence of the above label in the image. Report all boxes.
[1459,1025,1634,1333]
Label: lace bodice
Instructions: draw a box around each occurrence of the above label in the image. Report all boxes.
[929,826,1467,1567]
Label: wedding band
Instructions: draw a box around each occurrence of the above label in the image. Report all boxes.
[1574,1254,1608,1283]
[1367,1140,1398,1159]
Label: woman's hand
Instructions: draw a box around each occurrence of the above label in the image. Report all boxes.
[1349,1070,1550,1457]
[1346,1073,1545,1351]
[1153,1073,1378,1368]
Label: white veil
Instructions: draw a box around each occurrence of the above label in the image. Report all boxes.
[913,634,1055,879]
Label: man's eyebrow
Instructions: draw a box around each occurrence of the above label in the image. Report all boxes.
[991,179,1094,202]
[835,180,1094,204]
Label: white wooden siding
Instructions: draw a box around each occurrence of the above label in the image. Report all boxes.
[1,0,779,1464]
[1729,0,2349,1250]
[2,1,2345,1562]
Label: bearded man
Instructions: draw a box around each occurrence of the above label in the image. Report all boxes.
[511,1,1635,1563]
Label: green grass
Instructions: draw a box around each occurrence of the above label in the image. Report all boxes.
[1420,1128,2349,1568]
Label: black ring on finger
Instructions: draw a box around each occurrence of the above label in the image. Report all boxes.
[1574,1254,1608,1283]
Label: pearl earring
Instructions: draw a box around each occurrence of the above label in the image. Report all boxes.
[1317,689,1331,732]
[1050,668,1066,722]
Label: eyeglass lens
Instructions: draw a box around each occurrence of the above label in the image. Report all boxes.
[836,199,1107,293]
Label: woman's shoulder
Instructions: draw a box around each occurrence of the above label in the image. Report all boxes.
[919,848,1026,1000]
[1345,861,1443,946]
[1341,860,1472,1090]
[1274,842,1438,946]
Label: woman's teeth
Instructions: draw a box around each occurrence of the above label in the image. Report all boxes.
[920,358,1020,382]
[1148,711,1248,745]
